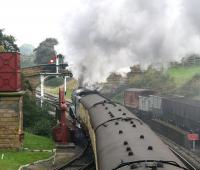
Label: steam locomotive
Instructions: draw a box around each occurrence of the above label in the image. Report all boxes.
[70,88,189,170]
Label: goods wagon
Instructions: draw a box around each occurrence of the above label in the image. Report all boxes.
[139,95,163,116]
[124,88,154,110]
[162,96,200,132]
[125,88,200,134]
[139,96,151,112]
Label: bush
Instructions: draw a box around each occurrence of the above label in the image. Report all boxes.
[23,93,56,136]
[32,119,52,136]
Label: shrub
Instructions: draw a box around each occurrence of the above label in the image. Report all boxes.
[32,119,52,136]
[23,93,56,136]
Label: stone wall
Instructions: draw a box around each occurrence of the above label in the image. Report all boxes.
[0,92,24,149]
[148,119,189,147]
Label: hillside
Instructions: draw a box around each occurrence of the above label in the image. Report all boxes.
[112,65,200,102]
[167,66,200,87]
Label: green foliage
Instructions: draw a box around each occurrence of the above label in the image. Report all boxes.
[23,93,56,136]
[112,91,124,104]
[32,119,52,136]
[34,38,58,64]
[167,65,200,86]
[111,64,200,100]
[44,76,64,87]
[21,74,34,92]
[0,29,19,52]
[176,74,200,97]
[129,67,175,94]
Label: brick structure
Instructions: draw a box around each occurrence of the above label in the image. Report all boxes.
[0,91,24,149]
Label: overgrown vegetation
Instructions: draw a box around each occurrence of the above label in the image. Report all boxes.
[23,93,56,136]
[34,38,58,64]
[167,65,200,86]
[166,65,200,98]
[175,74,200,97]
[0,29,19,52]
[128,67,175,94]
[109,64,200,102]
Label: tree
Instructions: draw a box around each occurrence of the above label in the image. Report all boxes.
[106,72,123,84]
[127,64,142,79]
[34,38,58,64]
[23,93,56,136]
[20,44,34,55]
[20,44,36,67]
[0,29,19,52]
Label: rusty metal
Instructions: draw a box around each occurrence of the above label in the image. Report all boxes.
[52,87,68,144]
[0,52,21,91]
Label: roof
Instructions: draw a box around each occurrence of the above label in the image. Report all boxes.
[80,94,106,109]
[86,98,186,170]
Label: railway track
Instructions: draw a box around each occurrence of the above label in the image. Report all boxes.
[35,90,59,106]
[160,135,200,170]
[169,147,197,170]
[36,90,59,100]
[55,144,95,170]
[35,90,72,106]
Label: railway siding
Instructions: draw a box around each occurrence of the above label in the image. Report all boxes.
[160,135,200,169]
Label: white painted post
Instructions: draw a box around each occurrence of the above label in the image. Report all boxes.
[64,76,67,95]
[56,55,59,73]
[40,75,45,107]
[192,140,195,151]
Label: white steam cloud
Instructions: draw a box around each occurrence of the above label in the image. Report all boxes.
[62,0,200,85]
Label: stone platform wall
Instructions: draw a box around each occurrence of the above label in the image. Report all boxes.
[148,119,189,147]
[0,92,24,149]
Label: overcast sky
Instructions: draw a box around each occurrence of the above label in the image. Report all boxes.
[0,0,81,52]
[1,0,200,82]
[0,0,182,52]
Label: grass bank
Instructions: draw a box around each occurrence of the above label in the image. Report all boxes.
[0,132,55,170]
[167,66,200,86]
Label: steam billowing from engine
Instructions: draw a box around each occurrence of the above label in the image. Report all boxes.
[62,0,200,84]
